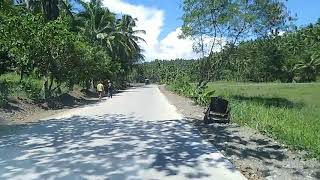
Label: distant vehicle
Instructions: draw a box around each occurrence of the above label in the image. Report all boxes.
[145,79,150,85]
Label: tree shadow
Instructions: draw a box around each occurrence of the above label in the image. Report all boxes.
[231,95,304,109]
[192,121,287,161]
[41,93,99,110]
[81,86,143,99]
[313,171,320,179]
[0,103,23,113]
[188,119,320,179]
[0,114,244,179]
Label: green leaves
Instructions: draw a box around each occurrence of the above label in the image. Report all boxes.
[75,0,145,80]
[181,0,292,57]
[0,0,145,99]
[138,21,320,84]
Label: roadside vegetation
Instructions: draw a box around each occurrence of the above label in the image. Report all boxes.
[147,70,320,159]
[0,73,43,103]
[0,0,145,107]
[169,81,320,158]
[129,0,320,158]
[209,82,320,158]
[135,20,320,84]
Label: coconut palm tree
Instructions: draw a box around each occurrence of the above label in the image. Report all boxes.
[76,0,116,43]
[114,15,146,63]
[24,0,73,21]
[75,0,145,63]
[282,62,298,82]
[295,55,320,82]
[74,0,145,87]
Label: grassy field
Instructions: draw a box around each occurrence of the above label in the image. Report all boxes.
[207,82,320,158]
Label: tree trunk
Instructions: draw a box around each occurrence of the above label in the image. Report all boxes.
[20,69,24,82]
[43,75,49,99]
[91,79,94,90]
[26,0,37,11]
[85,80,91,90]
[42,0,59,21]
[48,73,54,95]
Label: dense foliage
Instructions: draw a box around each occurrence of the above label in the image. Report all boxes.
[0,0,145,101]
[134,0,319,85]
[181,0,293,56]
[136,21,320,84]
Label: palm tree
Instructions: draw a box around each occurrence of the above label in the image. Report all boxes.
[76,0,116,43]
[75,1,145,63]
[24,0,73,21]
[282,62,297,83]
[295,55,320,82]
[114,15,146,64]
[74,0,145,87]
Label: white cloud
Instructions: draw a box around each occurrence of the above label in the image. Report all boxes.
[103,0,163,49]
[102,0,218,61]
[156,28,199,60]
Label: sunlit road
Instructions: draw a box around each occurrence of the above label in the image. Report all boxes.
[0,85,246,180]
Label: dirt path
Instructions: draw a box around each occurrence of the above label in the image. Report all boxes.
[159,85,320,180]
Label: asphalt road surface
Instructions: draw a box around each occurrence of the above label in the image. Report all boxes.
[0,85,246,180]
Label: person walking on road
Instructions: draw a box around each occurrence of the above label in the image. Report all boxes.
[97,81,104,100]
[107,80,113,98]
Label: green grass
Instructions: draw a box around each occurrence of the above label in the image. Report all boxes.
[0,72,43,102]
[207,82,320,158]
[0,73,78,106]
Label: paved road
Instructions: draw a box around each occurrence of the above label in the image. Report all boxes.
[0,85,246,180]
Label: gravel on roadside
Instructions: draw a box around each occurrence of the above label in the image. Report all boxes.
[159,85,320,180]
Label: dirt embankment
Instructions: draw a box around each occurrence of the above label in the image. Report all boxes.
[159,85,320,180]
[0,90,99,125]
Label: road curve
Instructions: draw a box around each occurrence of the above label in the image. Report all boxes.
[0,85,246,180]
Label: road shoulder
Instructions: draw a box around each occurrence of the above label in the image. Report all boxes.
[0,90,99,125]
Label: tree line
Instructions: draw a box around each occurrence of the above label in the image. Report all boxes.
[132,0,320,84]
[0,0,145,98]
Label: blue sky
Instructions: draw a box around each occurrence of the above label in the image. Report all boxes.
[286,0,320,26]
[103,0,320,61]
[123,0,320,38]
[121,0,184,40]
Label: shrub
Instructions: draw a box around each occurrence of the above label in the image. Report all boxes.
[0,73,43,100]
[168,76,215,106]
[20,78,43,100]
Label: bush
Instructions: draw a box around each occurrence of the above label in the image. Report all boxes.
[168,76,215,106]
[0,73,43,100]
[20,78,43,100]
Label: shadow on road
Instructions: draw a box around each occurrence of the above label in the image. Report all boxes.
[0,114,241,179]
[188,119,320,179]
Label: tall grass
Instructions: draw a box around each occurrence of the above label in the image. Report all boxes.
[209,82,320,158]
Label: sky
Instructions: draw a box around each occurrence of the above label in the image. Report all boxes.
[102,0,320,61]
